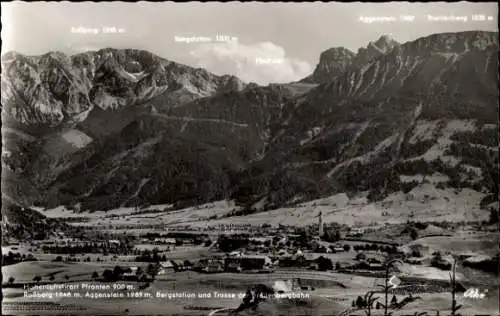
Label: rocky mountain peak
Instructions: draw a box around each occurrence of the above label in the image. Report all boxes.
[320,47,355,59]
[302,36,401,84]
[355,35,400,66]
[300,47,355,84]
[1,49,247,133]
[317,47,355,69]
[373,35,399,52]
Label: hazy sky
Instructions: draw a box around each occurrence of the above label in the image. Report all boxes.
[2,1,497,84]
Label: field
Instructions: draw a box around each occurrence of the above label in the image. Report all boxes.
[408,234,499,256]
[203,185,488,228]
[35,184,488,231]
[3,266,499,315]
[7,185,498,315]
[2,261,138,283]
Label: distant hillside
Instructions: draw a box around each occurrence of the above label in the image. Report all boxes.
[233,31,499,209]
[1,31,498,219]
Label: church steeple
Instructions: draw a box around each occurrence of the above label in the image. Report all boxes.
[318,211,324,237]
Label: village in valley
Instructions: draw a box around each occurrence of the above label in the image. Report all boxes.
[2,0,500,314]
[2,195,499,315]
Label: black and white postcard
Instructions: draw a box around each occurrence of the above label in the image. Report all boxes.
[1,2,499,315]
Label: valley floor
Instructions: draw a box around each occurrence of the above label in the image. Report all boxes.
[4,186,498,315]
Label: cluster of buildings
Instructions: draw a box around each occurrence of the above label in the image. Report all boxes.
[32,238,122,249]
[151,237,176,245]
[194,253,274,273]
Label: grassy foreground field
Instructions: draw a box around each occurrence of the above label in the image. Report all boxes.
[3,262,499,315]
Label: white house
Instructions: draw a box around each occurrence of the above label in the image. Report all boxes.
[109,240,121,246]
[158,260,176,274]
[123,266,138,277]
[229,251,244,257]
[333,244,345,252]
[154,238,176,245]
[165,238,176,245]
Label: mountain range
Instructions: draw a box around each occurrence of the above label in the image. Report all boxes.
[1,31,498,233]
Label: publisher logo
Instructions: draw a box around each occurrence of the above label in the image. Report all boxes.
[463,288,487,299]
